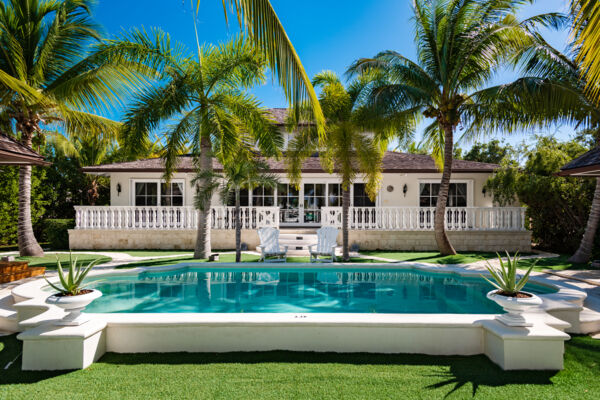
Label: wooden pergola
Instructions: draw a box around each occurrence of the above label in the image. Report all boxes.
[559,147,600,177]
[0,134,49,166]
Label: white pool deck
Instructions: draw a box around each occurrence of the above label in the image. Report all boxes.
[2,251,599,372]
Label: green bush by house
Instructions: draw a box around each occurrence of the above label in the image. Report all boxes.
[43,219,74,250]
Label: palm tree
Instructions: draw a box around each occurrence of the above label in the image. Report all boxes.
[469,33,600,263]
[288,71,408,261]
[195,156,278,262]
[116,33,282,259]
[0,0,139,256]
[347,0,549,255]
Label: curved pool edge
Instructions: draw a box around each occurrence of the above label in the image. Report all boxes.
[12,262,581,372]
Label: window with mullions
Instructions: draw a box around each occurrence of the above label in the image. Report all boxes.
[226,189,249,206]
[160,182,184,206]
[252,186,275,206]
[328,184,341,206]
[135,182,158,206]
[419,183,467,207]
[353,183,376,207]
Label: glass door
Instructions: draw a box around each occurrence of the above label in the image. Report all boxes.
[303,183,325,224]
[277,184,300,224]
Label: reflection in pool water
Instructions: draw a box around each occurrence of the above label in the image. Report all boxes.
[83,267,555,314]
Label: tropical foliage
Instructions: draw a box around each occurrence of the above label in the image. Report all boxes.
[195,156,278,262]
[44,252,99,295]
[0,0,143,256]
[486,137,595,254]
[347,0,551,255]
[482,251,536,296]
[287,71,406,260]
[111,32,282,258]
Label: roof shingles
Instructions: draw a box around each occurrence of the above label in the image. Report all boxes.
[82,151,498,174]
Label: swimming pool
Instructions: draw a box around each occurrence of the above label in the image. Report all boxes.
[82,266,556,314]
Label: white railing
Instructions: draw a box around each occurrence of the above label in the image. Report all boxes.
[74,206,279,230]
[321,207,526,231]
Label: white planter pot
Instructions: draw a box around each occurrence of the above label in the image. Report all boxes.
[46,289,102,326]
[487,290,543,327]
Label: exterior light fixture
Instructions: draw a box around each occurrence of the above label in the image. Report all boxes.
[117,183,122,196]
[482,187,487,197]
[403,184,408,197]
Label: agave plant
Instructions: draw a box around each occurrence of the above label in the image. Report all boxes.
[45,253,100,296]
[481,251,538,296]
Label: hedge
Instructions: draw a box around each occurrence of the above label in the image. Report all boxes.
[43,219,74,250]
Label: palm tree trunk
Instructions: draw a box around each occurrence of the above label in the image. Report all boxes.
[194,135,212,259]
[18,164,44,257]
[235,188,242,263]
[434,124,457,256]
[569,177,600,263]
[342,185,350,261]
[17,129,44,257]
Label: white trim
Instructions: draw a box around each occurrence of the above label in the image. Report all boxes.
[130,178,186,206]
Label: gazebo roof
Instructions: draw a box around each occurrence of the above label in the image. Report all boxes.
[559,147,600,177]
[0,134,49,166]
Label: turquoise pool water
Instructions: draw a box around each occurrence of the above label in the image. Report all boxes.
[83,266,556,314]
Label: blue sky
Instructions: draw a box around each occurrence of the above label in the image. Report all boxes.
[93,0,573,150]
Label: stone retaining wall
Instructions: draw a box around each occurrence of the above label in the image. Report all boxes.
[69,229,531,252]
[68,229,260,250]
[345,230,532,252]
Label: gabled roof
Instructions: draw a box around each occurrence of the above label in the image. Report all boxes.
[0,134,49,166]
[559,147,600,177]
[82,151,499,174]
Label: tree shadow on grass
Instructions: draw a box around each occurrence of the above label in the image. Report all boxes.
[98,350,557,397]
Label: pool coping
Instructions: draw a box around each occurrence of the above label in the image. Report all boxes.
[12,262,584,372]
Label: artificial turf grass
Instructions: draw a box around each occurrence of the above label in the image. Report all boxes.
[14,253,112,270]
[0,334,598,399]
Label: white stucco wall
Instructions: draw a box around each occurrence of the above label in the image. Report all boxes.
[107,171,494,208]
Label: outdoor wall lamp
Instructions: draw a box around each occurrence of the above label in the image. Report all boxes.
[403,184,408,197]
[482,187,487,197]
[117,183,122,196]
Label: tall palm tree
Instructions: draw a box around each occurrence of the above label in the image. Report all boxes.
[347,0,551,255]
[469,33,600,263]
[288,71,409,261]
[116,33,282,259]
[195,156,278,262]
[0,0,139,256]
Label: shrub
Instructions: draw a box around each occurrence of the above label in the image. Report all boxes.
[43,219,74,250]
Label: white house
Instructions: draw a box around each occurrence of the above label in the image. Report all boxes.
[69,109,531,252]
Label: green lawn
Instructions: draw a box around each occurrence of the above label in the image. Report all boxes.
[0,334,598,399]
[101,249,194,257]
[359,251,521,265]
[15,253,112,270]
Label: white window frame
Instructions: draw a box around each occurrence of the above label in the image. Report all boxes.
[130,179,186,206]
[417,179,473,207]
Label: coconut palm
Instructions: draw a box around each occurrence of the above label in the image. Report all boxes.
[288,71,411,261]
[468,32,600,263]
[347,0,555,255]
[194,156,278,262]
[116,33,282,259]
[0,0,140,256]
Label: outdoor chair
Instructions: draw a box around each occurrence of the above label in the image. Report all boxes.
[309,226,339,263]
[257,227,288,263]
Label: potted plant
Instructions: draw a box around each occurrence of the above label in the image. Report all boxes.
[45,253,102,326]
[482,251,542,327]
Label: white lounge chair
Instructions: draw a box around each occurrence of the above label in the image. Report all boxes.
[257,227,288,263]
[309,226,339,263]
